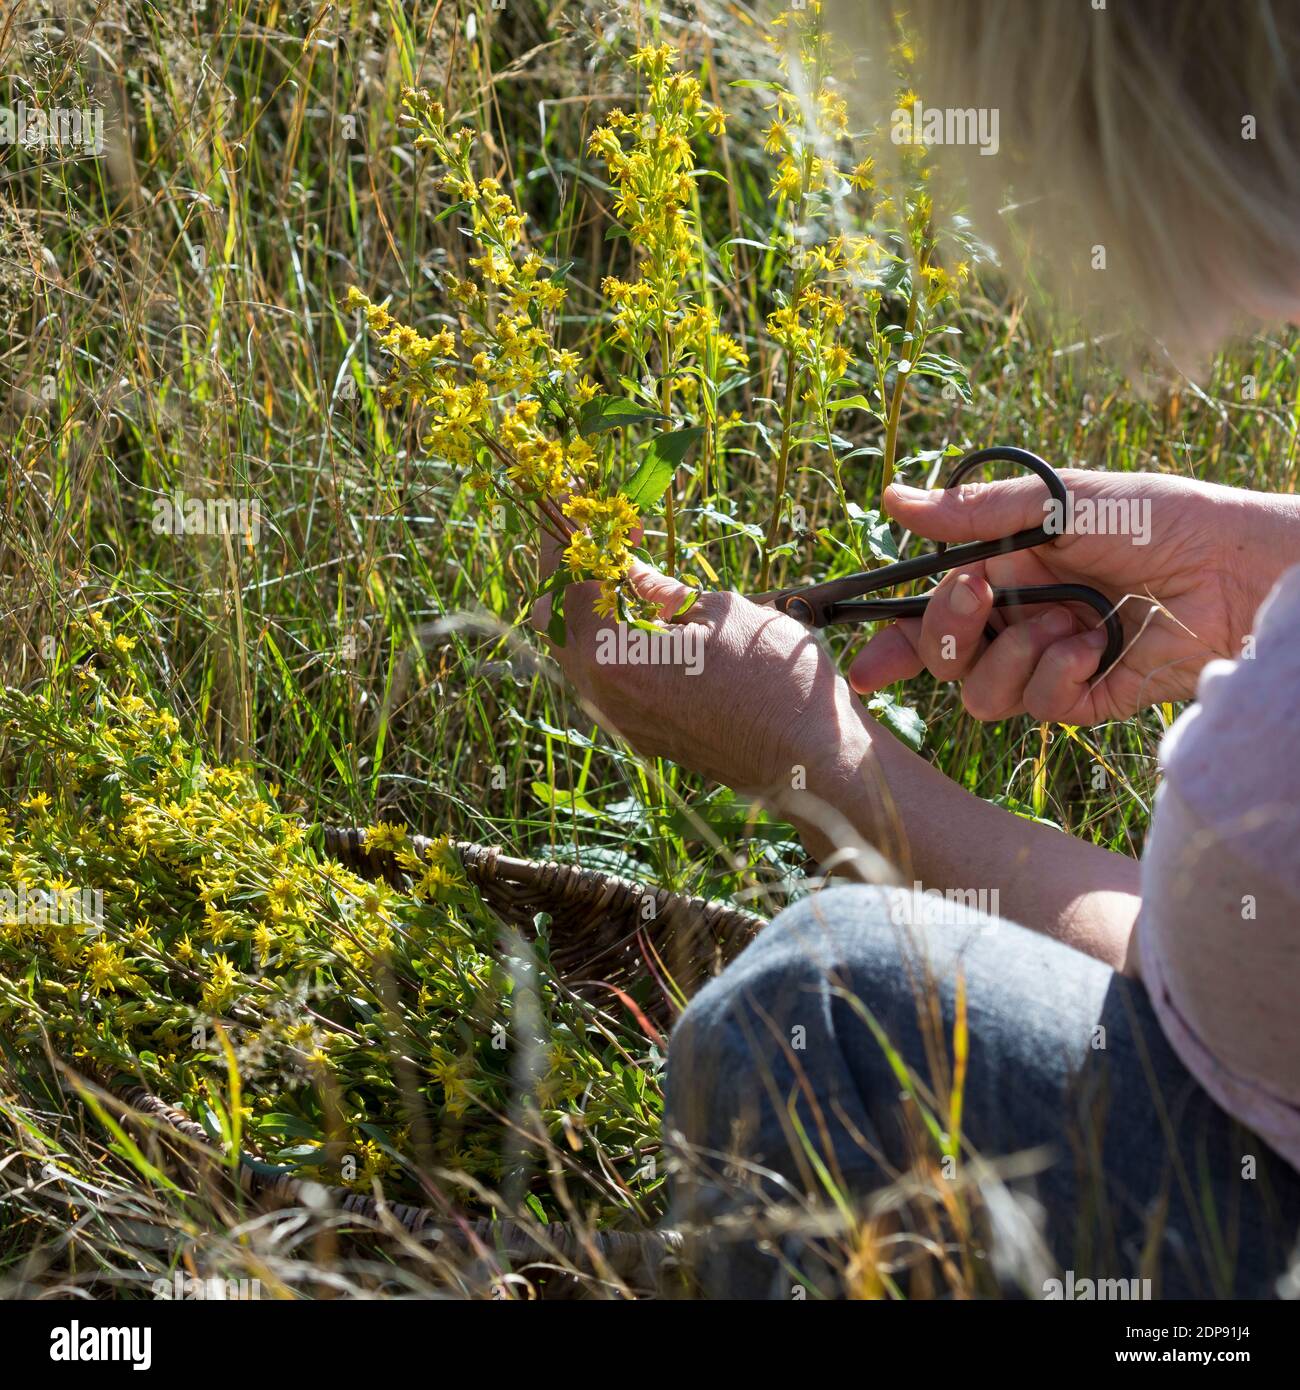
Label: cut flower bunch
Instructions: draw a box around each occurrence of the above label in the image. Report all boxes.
[350,4,976,638]
[345,85,655,629]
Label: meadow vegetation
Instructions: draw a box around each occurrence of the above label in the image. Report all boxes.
[0,0,1295,1297]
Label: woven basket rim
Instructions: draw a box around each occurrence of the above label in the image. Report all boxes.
[319,823,769,931]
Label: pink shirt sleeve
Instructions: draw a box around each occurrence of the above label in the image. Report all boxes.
[1138,564,1300,1171]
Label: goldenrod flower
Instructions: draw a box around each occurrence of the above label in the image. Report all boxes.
[362,821,407,854]
[200,954,241,1014]
[772,159,802,200]
[84,940,138,996]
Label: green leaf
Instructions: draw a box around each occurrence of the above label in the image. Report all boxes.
[911,352,973,403]
[255,1113,324,1141]
[431,200,470,224]
[577,395,670,436]
[506,710,597,750]
[699,504,765,544]
[546,585,567,648]
[989,794,1062,830]
[867,692,926,751]
[536,566,573,599]
[855,508,899,563]
[531,782,601,818]
[718,235,771,276]
[623,427,704,509]
[670,586,701,619]
[547,603,567,649]
[880,259,911,296]
[274,1142,327,1163]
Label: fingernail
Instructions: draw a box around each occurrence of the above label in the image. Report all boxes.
[1081,626,1108,649]
[949,575,983,615]
[887,482,930,502]
[1033,609,1073,639]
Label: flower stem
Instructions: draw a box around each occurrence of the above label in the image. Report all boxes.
[758,360,799,592]
[658,330,676,574]
[881,242,930,513]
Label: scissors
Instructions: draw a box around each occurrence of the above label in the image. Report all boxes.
[750,445,1124,676]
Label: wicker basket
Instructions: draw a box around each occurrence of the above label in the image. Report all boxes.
[320,826,766,1027]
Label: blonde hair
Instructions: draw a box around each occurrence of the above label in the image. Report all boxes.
[825,0,1300,366]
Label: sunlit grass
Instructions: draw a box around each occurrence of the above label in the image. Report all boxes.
[0,0,1295,1297]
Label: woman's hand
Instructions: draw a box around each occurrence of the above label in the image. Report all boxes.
[533,561,871,810]
[532,537,1144,967]
[848,470,1294,723]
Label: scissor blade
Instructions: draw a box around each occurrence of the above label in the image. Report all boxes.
[745,588,790,607]
[744,581,819,608]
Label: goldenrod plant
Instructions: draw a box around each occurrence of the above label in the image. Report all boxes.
[0,617,660,1212]
[351,4,975,626]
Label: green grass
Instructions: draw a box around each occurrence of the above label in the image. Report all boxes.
[0,0,1295,1298]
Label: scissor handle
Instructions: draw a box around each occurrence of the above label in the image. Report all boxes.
[769,446,1124,676]
[827,583,1123,673]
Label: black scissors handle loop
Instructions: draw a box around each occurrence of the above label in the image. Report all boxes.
[767,446,1124,676]
[933,444,1067,557]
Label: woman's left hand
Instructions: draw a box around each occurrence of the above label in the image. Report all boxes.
[532,560,872,805]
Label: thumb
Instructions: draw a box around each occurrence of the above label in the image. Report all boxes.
[627,560,697,622]
[886,475,1053,544]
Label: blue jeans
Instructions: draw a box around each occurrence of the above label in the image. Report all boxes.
[664,886,1300,1299]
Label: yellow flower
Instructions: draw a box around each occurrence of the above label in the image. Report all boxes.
[588,126,621,161]
[772,159,802,199]
[202,905,238,944]
[825,344,852,380]
[362,821,407,854]
[200,954,241,1014]
[849,159,875,192]
[593,584,620,621]
[412,835,464,902]
[83,940,138,996]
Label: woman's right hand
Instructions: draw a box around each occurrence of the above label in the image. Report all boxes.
[847,469,1294,724]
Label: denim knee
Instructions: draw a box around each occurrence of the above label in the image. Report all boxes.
[666,885,910,1167]
[664,886,912,1296]
[673,885,896,1058]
